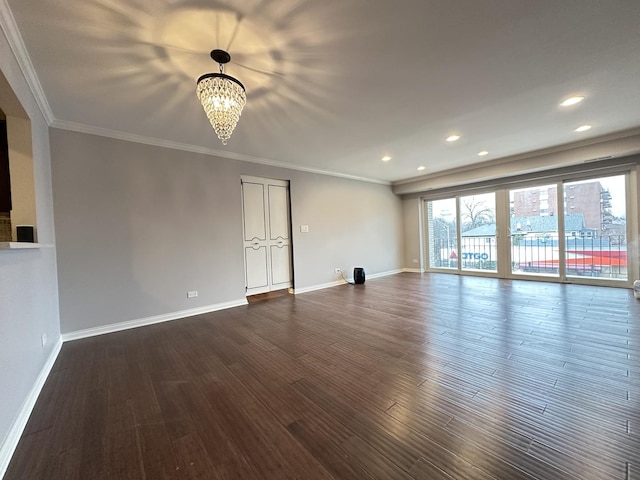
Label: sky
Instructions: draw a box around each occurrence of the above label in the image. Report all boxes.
[431,174,627,219]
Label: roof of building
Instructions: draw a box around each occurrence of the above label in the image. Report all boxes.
[461,224,496,237]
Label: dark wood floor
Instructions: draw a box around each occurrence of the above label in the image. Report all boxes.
[6,273,640,479]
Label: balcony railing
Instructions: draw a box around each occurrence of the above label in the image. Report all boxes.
[512,235,627,279]
[431,235,628,279]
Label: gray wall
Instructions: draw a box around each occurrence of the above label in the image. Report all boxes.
[402,197,422,270]
[50,129,404,334]
[0,32,60,458]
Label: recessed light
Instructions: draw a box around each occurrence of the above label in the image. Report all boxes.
[417,165,426,171]
[446,134,461,142]
[381,155,392,162]
[575,125,592,132]
[477,150,489,156]
[560,96,585,107]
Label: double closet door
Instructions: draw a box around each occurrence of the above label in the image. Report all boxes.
[241,176,293,296]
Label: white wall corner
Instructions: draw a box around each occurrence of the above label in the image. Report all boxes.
[403,268,424,273]
[293,269,405,295]
[0,337,62,479]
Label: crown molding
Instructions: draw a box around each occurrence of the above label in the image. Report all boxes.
[393,127,640,195]
[50,118,390,185]
[0,0,54,124]
[393,127,640,187]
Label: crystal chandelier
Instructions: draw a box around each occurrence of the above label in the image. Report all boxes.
[196,49,246,145]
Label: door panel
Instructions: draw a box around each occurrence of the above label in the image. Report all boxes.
[245,246,269,291]
[271,245,291,286]
[268,185,289,240]
[509,184,559,277]
[460,192,497,273]
[242,182,266,241]
[563,175,627,281]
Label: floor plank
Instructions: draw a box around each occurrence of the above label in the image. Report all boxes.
[5,273,640,479]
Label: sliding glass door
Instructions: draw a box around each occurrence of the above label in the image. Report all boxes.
[509,184,559,277]
[423,170,632,286]
[460,193,497,272]
[563,175,627,280]
[426,193,498,274]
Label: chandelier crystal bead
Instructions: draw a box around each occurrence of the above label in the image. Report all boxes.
[196,50,246,145]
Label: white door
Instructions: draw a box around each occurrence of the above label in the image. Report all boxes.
[241,176,292,296]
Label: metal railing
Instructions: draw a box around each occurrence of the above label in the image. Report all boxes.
[431,234,628,279]
[511,234,627,279]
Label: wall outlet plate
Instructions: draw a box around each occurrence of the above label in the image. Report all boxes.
[187,290,198,298]
[335,268,341,274]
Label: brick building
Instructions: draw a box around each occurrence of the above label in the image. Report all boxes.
[511,182,607,237]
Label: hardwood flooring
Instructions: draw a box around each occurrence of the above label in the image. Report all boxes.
[6,273,640,479]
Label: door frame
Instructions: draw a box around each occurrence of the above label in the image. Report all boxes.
[240,175,294,296]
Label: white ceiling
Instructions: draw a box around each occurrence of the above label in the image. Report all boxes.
[5,0,640,183]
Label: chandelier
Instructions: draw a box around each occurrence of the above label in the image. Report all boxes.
[196,49,246,145]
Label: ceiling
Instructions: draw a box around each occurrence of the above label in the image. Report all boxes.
[5,0,640,183]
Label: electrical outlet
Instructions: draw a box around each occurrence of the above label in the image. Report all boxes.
[335,268,341,274]
[41,333,47,347]
[412,258,419,264]
[187,290,198,298]
[300,224,309,233]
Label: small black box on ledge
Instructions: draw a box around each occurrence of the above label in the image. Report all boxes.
[16,225,35,242]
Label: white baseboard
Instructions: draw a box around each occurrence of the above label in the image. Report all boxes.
[61,298,248,342]
[0,338,63,479]
[367,268,405,279]
[293,268,405,295]
[292,279,346,294]
[403,268,424,273]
